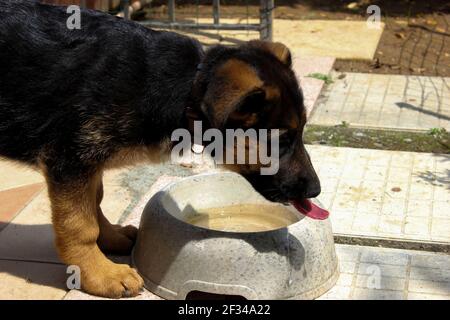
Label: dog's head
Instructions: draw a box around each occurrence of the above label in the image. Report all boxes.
[192,40,320,204]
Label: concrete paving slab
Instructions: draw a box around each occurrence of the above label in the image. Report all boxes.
[0,260,68,300]
[317,244,450,300]
[0,159,44,192]
[293,55,335,114]
[170,19,384,60]
[307,145,450,243]
[0,183,44,230]
[273,20,384,60]
[0,190,59,263]
[310,72,450,131]
[64,288,162,300]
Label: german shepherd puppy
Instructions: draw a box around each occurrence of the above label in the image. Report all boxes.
[0,1,320,298]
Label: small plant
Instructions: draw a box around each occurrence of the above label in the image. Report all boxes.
[428,127,447,138]
[338,121,350,128]
[306,72,334,84]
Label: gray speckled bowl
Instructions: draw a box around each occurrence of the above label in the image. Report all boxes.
[132,172,339,300]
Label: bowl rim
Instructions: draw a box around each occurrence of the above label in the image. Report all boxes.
[150,171,310,235]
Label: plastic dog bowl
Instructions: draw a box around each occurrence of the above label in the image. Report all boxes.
[132,172,339,300]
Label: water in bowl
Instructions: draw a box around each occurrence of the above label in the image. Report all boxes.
[185,203,300,232]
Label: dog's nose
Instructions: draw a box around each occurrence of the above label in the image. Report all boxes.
[304,179,321,198]
[296,172,321,198]
[286,175,321,199]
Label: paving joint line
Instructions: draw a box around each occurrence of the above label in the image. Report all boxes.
[375,73,392,127]
[428,154,438,239]
[401,151,415,236]
[377,148,393,236]
[404,254,412,299]
[356,73,374,124]
[0,257,64,265]
[348,249,362,299]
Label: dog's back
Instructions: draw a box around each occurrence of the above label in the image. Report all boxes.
[0,0,202,165]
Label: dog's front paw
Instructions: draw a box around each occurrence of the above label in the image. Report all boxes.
[81,259,144,298]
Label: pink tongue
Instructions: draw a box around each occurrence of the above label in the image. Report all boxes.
[292,199,329,220]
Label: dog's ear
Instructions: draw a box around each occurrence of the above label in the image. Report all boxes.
[247,40,292,66]
[201,59,279,128]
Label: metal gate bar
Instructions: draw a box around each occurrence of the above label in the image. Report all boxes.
[168,0,175,22]
[213,0,220,25]
[260,0,274,41]
[126,0,273,41]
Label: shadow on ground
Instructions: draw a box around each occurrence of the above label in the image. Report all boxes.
[413,154,450,190]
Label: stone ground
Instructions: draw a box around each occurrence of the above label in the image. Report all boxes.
[1,142,449,299]
[309,146,450,243]
[65,242,450,300]
[319,244,450,300]
[310,72,450,131]
[0,17,449,300]
[63,174,450,300]
[294,56,336,114]
[157,19,384,61]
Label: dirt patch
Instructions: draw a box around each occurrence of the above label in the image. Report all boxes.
[141,1,450,76]
[304,124,450,154]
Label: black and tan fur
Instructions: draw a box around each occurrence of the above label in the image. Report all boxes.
[0,1,320,298]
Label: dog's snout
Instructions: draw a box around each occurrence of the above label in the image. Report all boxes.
[303,176,321,198]
[295,149,321,199]
[280,172,321,200]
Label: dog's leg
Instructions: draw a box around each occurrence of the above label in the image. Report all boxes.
[95,180,138,255]
[46,169,143,298]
